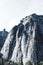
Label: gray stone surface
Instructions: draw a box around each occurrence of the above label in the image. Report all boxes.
[1,14,43,65]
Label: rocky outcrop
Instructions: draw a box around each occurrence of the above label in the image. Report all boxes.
[1,14,43,65]
[0,29,8,50]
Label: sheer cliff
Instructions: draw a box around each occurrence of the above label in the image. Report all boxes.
[1,14,43,65]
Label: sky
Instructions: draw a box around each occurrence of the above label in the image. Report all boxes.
[0,0,43,31]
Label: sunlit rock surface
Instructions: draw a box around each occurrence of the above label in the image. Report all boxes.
[1,14,43,65]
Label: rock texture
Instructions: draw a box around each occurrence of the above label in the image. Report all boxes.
[1,14,43,65]
[0,29,8,50]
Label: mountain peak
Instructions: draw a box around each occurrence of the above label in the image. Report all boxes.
[20,13,37,25]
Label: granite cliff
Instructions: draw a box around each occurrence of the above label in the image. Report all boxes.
[1,14,43,65]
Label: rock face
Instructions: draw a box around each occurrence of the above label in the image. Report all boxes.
[0,29,8,50]
[1,14,43,65]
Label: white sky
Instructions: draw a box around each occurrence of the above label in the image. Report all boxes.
[0,0,43,31]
